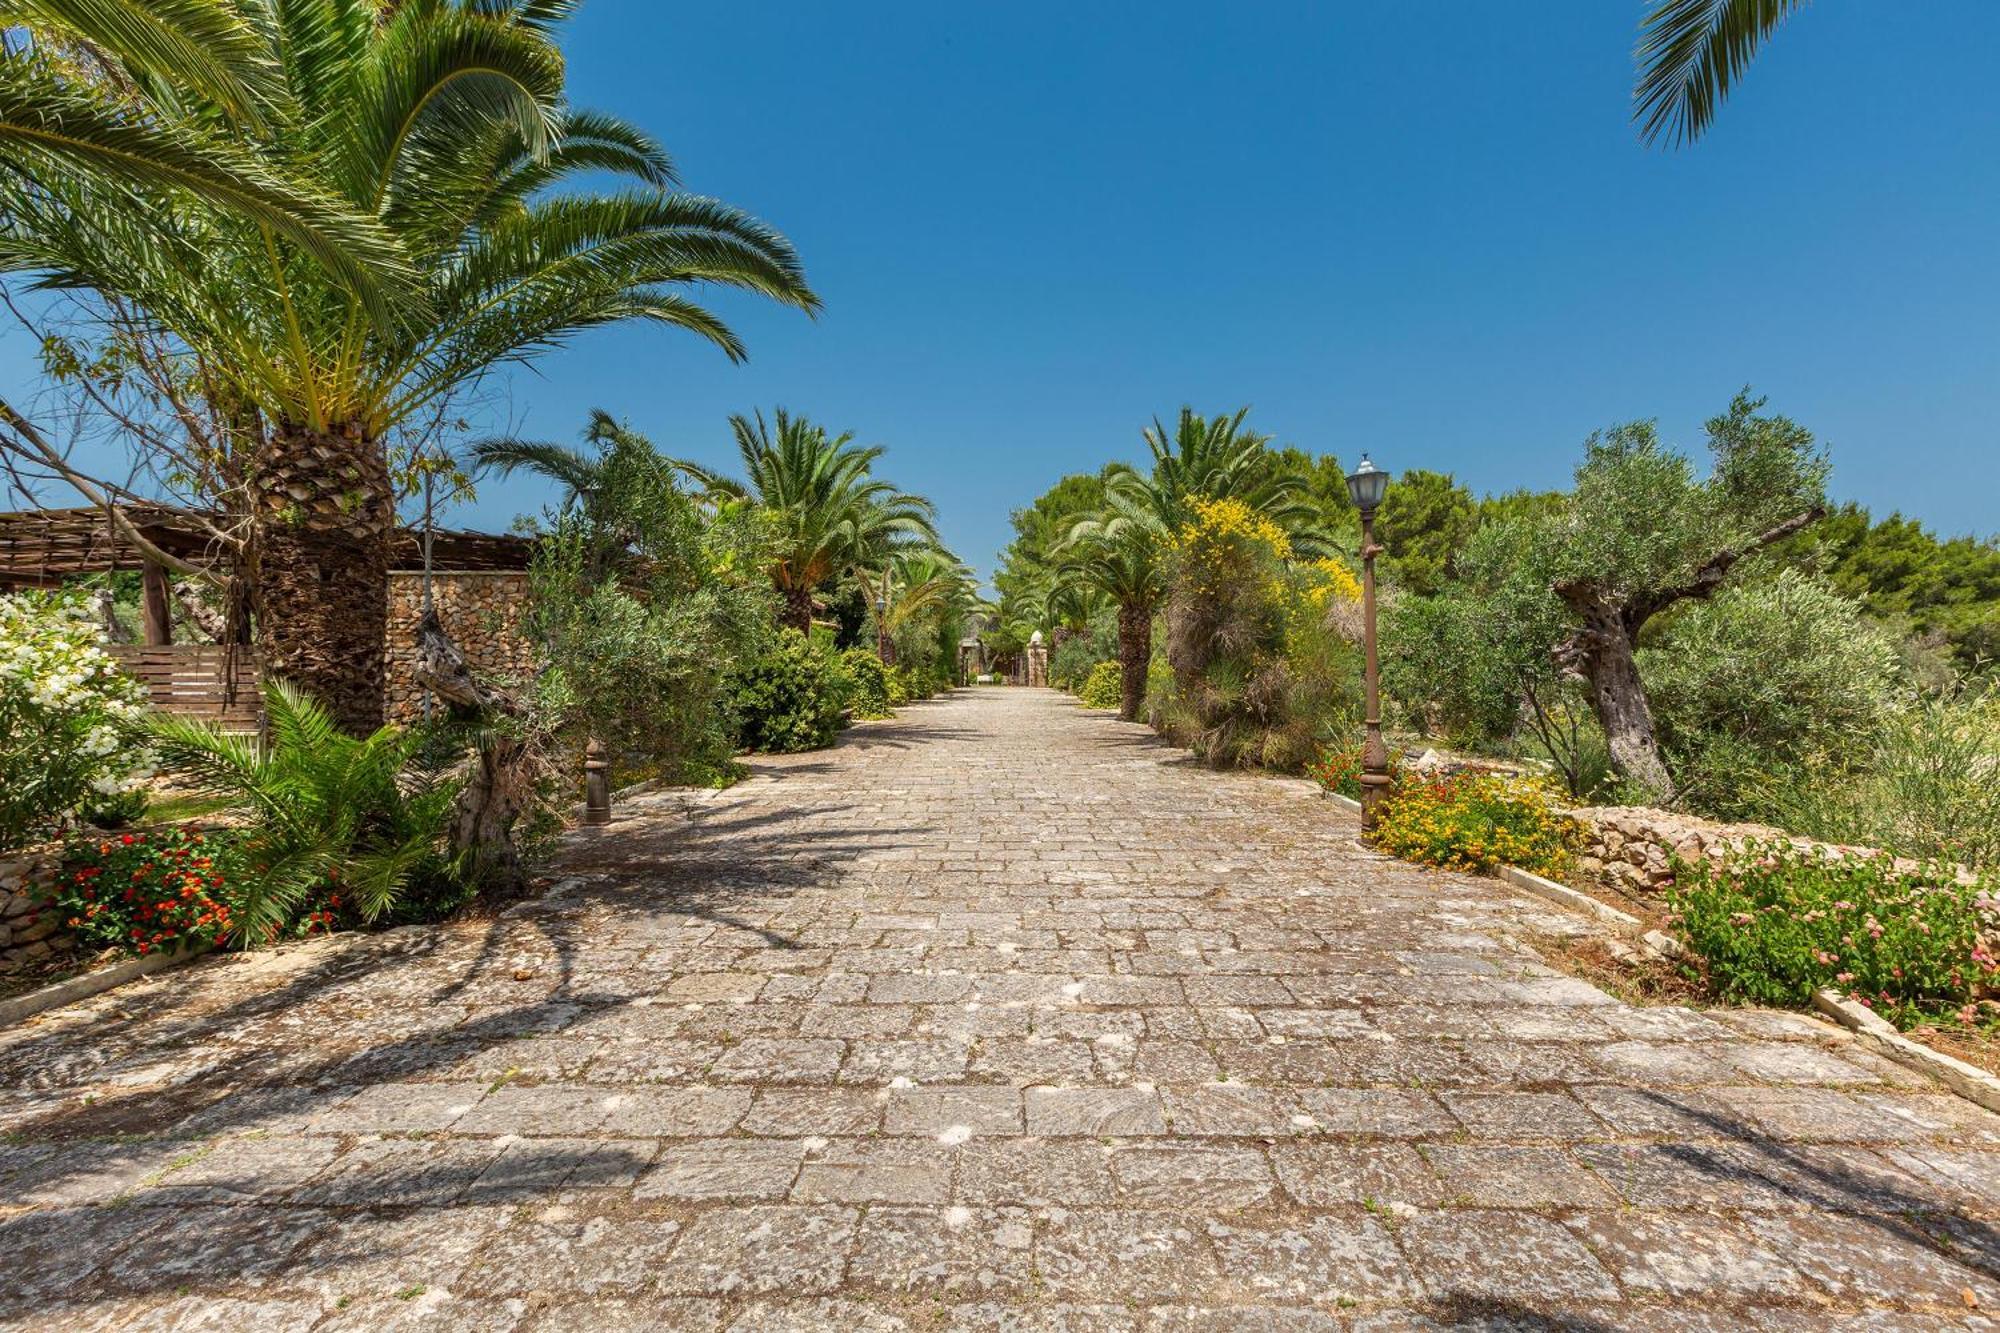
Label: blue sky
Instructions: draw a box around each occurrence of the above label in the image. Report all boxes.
[10,3,2000,580]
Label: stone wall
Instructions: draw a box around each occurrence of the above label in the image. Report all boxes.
[0,849,70,975]
[385,571,536,723]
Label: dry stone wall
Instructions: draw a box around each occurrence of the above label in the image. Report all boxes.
[385,571,536,723]
[0,849,69,975]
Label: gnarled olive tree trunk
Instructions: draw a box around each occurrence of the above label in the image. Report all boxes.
[415,608,538,899]
[250,422,395,734]
[1553,596,1677,803]
[1116,601,1152,722]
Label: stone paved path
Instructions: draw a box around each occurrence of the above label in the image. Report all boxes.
[2,689,1998,1331]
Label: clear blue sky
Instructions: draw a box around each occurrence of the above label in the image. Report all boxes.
[13,3,2000,580]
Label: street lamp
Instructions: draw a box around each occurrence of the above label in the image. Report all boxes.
[1345,455,1391,835]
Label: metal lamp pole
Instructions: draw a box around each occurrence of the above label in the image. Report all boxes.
[1346,456,1391,835]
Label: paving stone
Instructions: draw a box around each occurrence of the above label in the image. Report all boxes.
[295,1204,518,1297]
[1109,1144,1274,1209]
[708,1038,844,1084]
[885,1085,1024,1136]
[1294,1087,1459,1137]
[1436,1090,1610,1141]
[1160,1083,1292,1135]
[1745,1211,2000,1307]
[1423,1144,1622,1207]
[792,1139,954,1203]
[1035,1210,1220,1302]
[956,1139,1119,1204]
[595,1086,750,1136]
[457,1209,684,1295]
[1399,1209,1620,1305]
[656,1206,858,1296]
[1026,1086,1170,1136]
[1269,1141,1445,1207]
[1205,1214,1418,1306]
[634,1138,802,1199]
[467,1137,652,1200]
[849,1205,1036,1293]
[741,1087,885,1136]
[1563,1209,1814,1299]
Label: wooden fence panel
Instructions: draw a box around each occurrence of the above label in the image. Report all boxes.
[105,645,263,730]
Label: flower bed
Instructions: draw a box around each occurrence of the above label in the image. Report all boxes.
[1371,772,1579,878]
[1669,841,1998,1034]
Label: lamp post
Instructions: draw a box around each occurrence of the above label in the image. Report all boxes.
[1345,455,1391,835]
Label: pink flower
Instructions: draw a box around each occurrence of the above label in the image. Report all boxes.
[1835,972,1854,984]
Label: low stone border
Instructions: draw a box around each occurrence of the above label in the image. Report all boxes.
[1499,864,1642,931]
[1812,988,2000,1115]
[1321,791,1362,815]
[0,944,210,1028]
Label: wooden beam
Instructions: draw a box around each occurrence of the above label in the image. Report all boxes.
[140,560,172,646]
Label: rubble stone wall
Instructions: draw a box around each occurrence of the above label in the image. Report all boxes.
[385,571,536,723]
[0,849,69,975]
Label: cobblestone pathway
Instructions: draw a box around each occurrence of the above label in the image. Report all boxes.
[3,689,1998,1330]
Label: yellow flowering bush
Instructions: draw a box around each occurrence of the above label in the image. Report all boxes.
[1160,497,1362,771]
[1373,772,1580,877]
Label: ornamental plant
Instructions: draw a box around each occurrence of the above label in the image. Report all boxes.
[1668,842,1996,1029]
[841,648,894,719]
[1075,660,1124,710]
[0,590,154,850]
[1372,772,1579,878]
[727,630,852,753]
[55,826,248,957]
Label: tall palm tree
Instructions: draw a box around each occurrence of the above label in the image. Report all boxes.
[695,409,938,634]
[0,1,816,732]
[1634,0,1810,147]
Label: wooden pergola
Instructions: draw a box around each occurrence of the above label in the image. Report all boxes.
[0,502,532,643]
[0,503,534,728]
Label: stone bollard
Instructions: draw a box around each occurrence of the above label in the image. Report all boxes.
[583,738,612,826]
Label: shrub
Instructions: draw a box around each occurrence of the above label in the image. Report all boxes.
[1669,842,1996,1029]
[55,825,248,957]
[1373,773,1579,877]
[1642,571,1903,819]
[729,629,851,752]
[1075,661,1124,709]
[1765,681,2000,870]
[841,648,893,719]
[148,682,470,945]
[1050,636,1104,692]
[529,494,770,785]
[0,590,154,850]
[1160,497,1362,770]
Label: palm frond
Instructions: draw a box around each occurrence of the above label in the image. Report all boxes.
[1634,0,1808,147]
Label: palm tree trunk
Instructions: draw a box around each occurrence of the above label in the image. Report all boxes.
[250,421,394,734]
[1117,601,1151,722]
[781,585,816,636]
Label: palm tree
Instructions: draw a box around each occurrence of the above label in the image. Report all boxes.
[694,409,939,634]
[1634,0,1810,146]
[0,1,816,732]
[1053,406,1319,721]
[147,680,463,946]
[1056,489,1169,721]
[0,0,405,293]
[868,548,976,664]
[1134,406,1324,543]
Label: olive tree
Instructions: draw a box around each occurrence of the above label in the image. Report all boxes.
[1540,393,1828,802]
